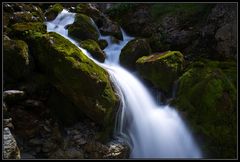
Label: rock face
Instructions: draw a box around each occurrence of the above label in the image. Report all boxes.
[80,39,106,62]
[3,39,34,82]
[136,51,184,97]
[171,60,237,158]
[68,13,100,41]
[44,3,63,21]
[119,38,151,70]
[3,127,21,159]
[28,32,119,138]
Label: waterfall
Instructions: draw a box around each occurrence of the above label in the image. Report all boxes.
[46,9,202,158]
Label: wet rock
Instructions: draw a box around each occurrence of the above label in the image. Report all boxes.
[80,39,106,62]
[120,38,151,70]
[104,141,130,159]
[3,90,26,103]
[136,51,184,97]
[68,13,100,41]
[3,39,34,83]
[45,3,63,21]
[3,127,21,159]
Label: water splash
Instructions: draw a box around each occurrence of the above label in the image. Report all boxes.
[46,9,202,158]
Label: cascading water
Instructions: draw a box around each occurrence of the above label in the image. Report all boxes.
[46,9,202,158]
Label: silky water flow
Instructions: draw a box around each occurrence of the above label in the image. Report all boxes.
[46,9,202,158]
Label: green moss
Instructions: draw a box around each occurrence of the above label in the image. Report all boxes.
[68,13,99,41]
[10,22,47,40]
[28,32,118,140]
[172,59,237,158]
[3,39,33,82]
[80,39,106,62]
[45,3,63,21]
[98,39,108,50]
[136,51,184,97]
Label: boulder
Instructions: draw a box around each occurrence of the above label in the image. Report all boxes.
[80,39,106,62]
[3,127,21,159]
[45,3,63,21]
[98,39,108,50]
[74,3,123,40]
[68,13,99,41]
[10,22,47,40]
[120,38,151,70]
[171,59,237,158]
[28,32,119,139]
[136,51,184,97]
[3,39,34,82]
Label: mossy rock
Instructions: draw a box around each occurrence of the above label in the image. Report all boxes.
[171,59,237,158]
[80,39,106,63]
[10,22,47,40]
[136,51,184,97]
[28,32,119,140]
[98,39,108,50]
[3,39,34,83]
[120,38,151,70]
[45,3,63,21]
[68,13,99,41]
[9,11,44,25]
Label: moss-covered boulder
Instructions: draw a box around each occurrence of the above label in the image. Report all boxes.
[120,38,151,70]
[45,3,63,21]
[28,32,118,140]
[98,39,108,50]
[10,22,47,40]
[9,11,44,25]
[80,39,106,62]
[3,39,34,82]
[171,60,237,158]
[68,13,100,41]
[136,51,184,97]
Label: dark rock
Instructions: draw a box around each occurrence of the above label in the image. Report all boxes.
[3,90,26,103]
[120,38,151,70]
[3,39,34,83]
[68,13,100,41]
[3,127,21,159]
[45,3,63,21]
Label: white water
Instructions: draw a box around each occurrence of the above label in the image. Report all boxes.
[46,9,202,158]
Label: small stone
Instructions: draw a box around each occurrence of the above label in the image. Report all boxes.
[3,127,21,159]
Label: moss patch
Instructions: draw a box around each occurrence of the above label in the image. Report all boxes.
[171,59,237,158]
[3,39,34,82]
[45,3,63,21]
[68,13,99,41]
[80,39,106,62]
[136,51,184,97]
